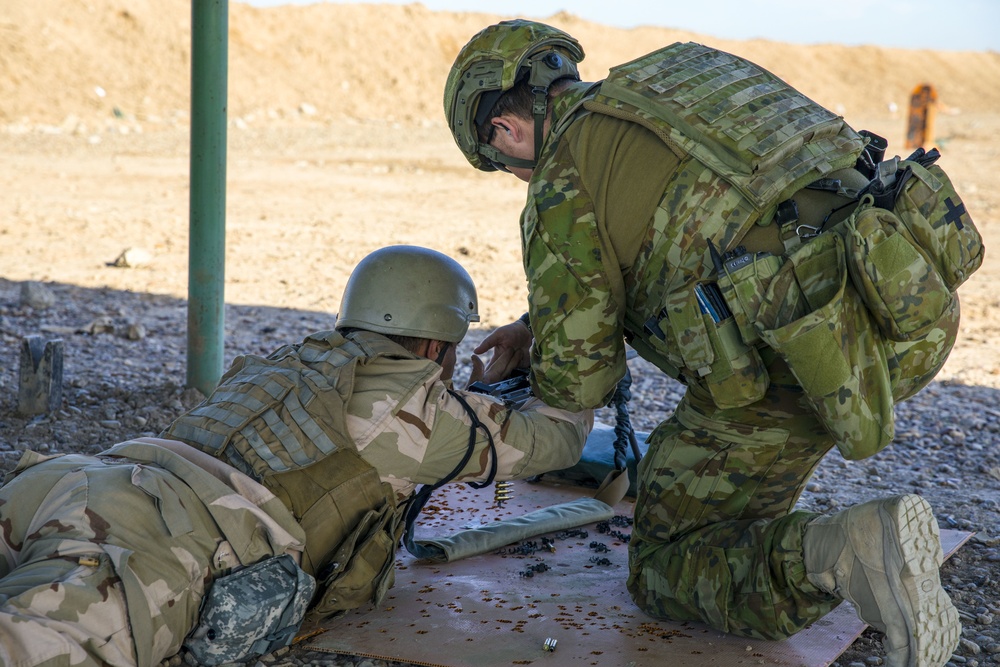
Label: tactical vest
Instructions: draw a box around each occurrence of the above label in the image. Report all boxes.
[162,330,420,619]
[552,42,866,408]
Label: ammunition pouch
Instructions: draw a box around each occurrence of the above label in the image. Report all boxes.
[699,315,769,410]
[755,232,895,460]
[641,288,769,410]
[307,499,403,621]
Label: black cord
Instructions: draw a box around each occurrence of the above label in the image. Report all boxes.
[402,388,498,558]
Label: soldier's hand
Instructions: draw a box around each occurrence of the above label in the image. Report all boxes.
[474,320,531,382]
[466,354,486,389]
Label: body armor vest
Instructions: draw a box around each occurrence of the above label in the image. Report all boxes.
[557,43,866,400]
[163,330,418,618]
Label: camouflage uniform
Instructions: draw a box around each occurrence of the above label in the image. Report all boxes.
[0,329,591,666]
[0,441,306,667]
[517,58,958,639]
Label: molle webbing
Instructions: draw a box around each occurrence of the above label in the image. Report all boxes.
[584,42,865,381]
[161,330,413,481]
[586,42,865,211]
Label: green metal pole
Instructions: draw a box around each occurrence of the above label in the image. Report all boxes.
[187,0,228,395]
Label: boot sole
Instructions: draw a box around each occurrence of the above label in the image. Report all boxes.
[884,494,961,667]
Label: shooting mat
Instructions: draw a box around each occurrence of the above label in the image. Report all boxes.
[302,478,971,667]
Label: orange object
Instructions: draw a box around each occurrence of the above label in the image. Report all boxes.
[906,83,938,149]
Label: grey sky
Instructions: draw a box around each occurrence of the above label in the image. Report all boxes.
[242,0,999,52]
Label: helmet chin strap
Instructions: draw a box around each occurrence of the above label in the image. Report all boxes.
[478,143,536,172]
[477,50,579,173]
[434,342,452,365]
[530,85,547,167]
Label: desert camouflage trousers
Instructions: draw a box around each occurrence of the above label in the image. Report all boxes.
[0,452,228,667]
[626,322,954,640]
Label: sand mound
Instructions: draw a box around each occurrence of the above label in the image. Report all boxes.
[3,0,999,128]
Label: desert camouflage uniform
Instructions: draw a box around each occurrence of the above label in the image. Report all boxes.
[0,440,306,667]
[0,329,591,666]
[519,71,957,637]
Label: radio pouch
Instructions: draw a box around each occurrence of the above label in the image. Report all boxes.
[755,232,895,460]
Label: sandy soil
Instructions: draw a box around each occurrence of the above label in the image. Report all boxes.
[1,2,999,666]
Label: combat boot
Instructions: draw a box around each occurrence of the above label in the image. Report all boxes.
[802,494,960,667]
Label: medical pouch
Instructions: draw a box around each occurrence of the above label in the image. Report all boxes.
[184,554,316,666]
[840,196,957,342]
[755,232,895,460]
[892,159,983,290]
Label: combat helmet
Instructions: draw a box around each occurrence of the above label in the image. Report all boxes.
[444,19,584,172]
[336,245,480,343]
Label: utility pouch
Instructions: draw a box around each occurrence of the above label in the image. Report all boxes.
[891,159,983,290]
[755,232,895,460]
[308,501,401,621]
[700,315,770,410]
[715,251,784,347]
[839,196,957,342]
[184,554,316,666]
[643,287,767,408]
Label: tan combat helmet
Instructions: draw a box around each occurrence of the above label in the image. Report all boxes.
[444,19,584,172]
[336,245,480,343]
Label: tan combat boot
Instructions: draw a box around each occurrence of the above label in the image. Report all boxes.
[803,494,961,667]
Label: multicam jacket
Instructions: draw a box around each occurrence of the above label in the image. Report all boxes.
[521,42,865,411]
[163,328,592,618]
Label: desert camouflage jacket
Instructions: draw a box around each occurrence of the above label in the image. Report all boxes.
[163,329,593,573]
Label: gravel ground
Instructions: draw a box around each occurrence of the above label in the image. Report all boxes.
[1,280,997,667]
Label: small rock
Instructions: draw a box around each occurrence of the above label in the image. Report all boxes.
[110,247,154,268]
[20,281,56,309]
[959,638,981,654]
[985,643,1000,655]
[976,612,993,625]
[125,323,147,340]
[80,317,115,335]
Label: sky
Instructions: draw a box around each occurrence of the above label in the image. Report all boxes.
[242,0,999,52]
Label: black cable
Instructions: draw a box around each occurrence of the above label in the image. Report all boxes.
[402,388,498,558]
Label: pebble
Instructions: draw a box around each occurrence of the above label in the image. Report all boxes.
[960,638,981,655]
[20,281,56,309]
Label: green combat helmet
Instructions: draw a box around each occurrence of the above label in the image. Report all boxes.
[444,19,584,172]
[336,245,480,343]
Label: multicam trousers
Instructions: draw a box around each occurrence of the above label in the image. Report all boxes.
[0,452,228,667]
[626,316,955,639]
